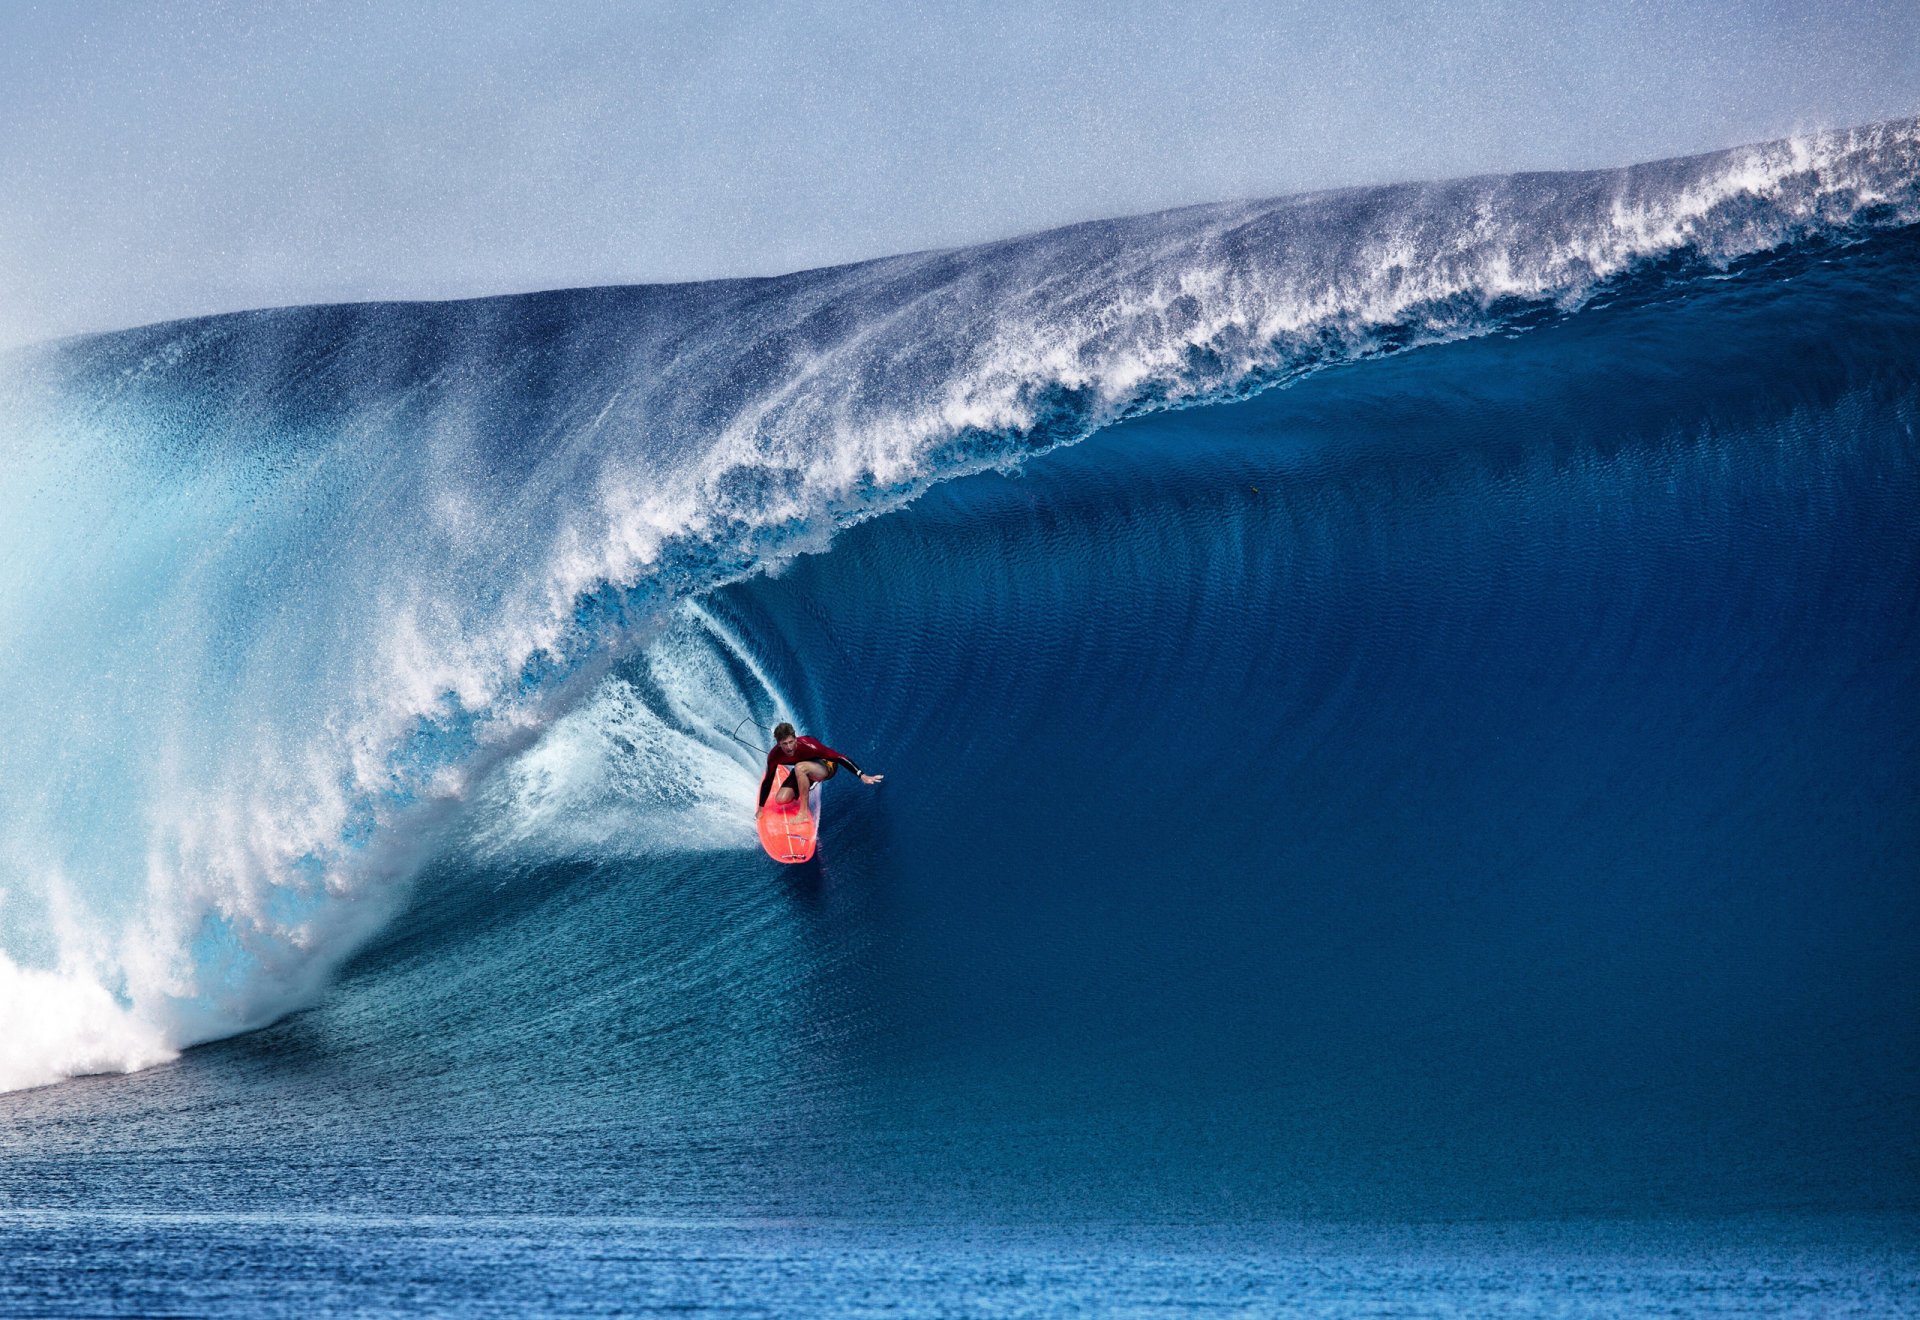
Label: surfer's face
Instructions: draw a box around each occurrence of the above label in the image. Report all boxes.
[777,735,798,753]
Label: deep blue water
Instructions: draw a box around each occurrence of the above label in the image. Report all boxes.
[2,124,1918,1312]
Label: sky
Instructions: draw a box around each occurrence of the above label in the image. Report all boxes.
[1,0,1915,350]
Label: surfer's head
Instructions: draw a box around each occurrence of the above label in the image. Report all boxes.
[772,721,797,750]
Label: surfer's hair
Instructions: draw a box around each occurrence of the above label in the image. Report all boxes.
[772,722,796,741]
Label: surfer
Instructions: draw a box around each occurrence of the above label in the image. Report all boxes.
[756,722,882,823]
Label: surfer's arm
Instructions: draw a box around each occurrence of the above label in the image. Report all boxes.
[801,739,882,784]
[823,752,882,784]
[809,742,867,778]
[757,756,779,809]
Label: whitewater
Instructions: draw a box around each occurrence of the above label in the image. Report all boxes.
[2,119,1914,1098]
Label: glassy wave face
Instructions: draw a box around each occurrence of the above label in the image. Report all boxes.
[1,123,1916,1222]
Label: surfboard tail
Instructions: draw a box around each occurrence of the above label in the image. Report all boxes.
[755,766,821,863]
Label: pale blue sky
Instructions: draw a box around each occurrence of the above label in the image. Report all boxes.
[1,0,1914,349]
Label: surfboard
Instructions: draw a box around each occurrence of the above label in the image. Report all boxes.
[757,765,822,864]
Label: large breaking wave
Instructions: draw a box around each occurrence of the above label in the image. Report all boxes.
[0,118,1916,1102]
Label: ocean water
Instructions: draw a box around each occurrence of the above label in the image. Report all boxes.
[2,122,1918,1313]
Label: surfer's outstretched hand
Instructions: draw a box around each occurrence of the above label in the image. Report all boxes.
[860,773,884,785]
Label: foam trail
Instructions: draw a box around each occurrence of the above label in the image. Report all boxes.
[0,120,1915,1092]
[459,603,788,863]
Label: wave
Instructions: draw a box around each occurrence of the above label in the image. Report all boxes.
[0,118,1916,1096]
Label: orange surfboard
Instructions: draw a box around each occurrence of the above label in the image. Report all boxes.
[757,765,822,863]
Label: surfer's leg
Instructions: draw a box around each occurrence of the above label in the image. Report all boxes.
[791,760,833,818]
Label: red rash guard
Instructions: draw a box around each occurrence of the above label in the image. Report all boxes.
[759,737,863,807]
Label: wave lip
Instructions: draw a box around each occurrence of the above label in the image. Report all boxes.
[1,119,1917,1094]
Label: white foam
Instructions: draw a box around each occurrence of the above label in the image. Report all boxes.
[0,957,176,1094]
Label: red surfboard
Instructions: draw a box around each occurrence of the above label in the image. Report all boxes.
[756,765,822,863]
